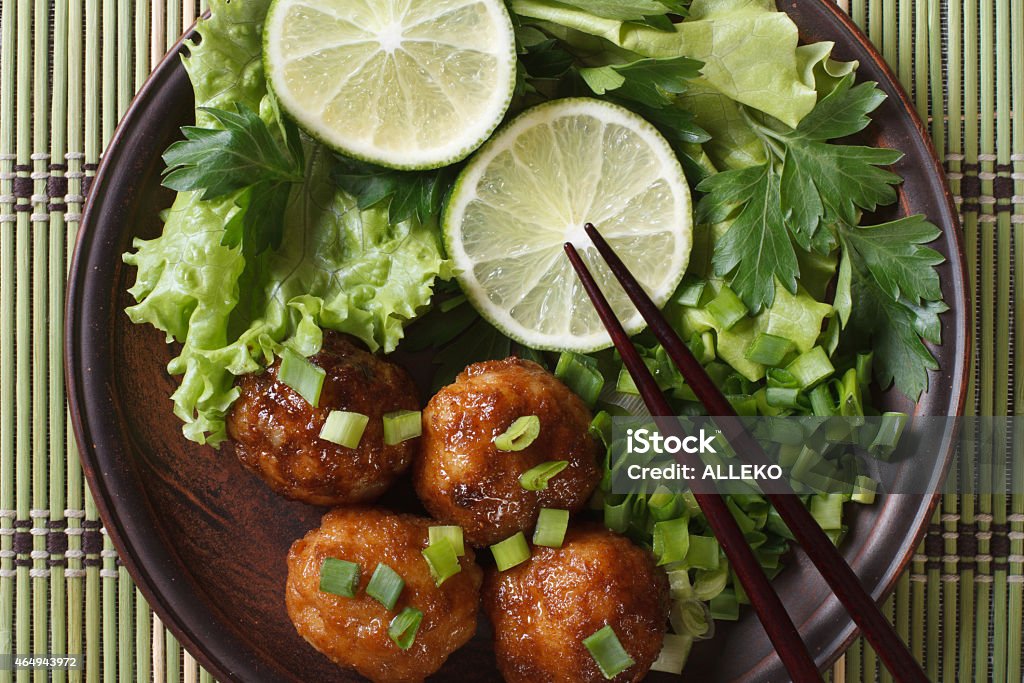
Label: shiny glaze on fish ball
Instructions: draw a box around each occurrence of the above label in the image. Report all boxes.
[483,524,670,683]
[227,333,419,506]
[414,358,601,546]
[286,507,482,683]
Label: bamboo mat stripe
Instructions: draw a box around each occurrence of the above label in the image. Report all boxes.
[0,1,1021,681]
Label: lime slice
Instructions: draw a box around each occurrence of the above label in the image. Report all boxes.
[443,98,693,352]
[264,0,517,170]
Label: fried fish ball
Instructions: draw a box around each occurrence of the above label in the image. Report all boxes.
[286,507,483,683]
[413,358,601,546]
[226,333,420,506]
[482,524,670,683]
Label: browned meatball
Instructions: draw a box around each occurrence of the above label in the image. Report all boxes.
[483,524,670,683]
[286,507,483,683]
[413,358,601,547]
[226,333,419,506]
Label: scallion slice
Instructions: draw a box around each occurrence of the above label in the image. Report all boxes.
[684,535,720,570]
[583,624,635,679]
[366,563,404,610]
[744,333,795,366]
[615,368,639,395]
[706,285,747,331]
[428,526,465,557]
[319,558,360,598]
[382,409,422,445]
[675,275,706,307]
[319,410,369,449]
[810,493,845,531]
[387,607,424,650]
[519,460,569,491]
[493,415,541,451]
[491,532,530,571]
[278,348,325,407]
[533,508,569,548]
[786,346,835,388]
[765,386,801,408]
[422,538,461,586]
[709,589,739,621]
[652,634,693,674]
[652,516,690,566]
[852,475,878,504]
[555,352,604,407]
[869,412,907,459]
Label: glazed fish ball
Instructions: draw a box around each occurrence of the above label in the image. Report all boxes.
[227,333,420,506]
[483,524,670,683]
[414,358,601,546]
[286,507,483,683]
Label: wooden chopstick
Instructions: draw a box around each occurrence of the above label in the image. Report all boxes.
[574,223,929,683]
[563,243,823,682]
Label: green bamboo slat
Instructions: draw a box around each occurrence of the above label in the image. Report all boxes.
[31,0,52,680]
[0,0,17,672]
[49,0,70,679]
[1011,2,1024,682]
[14,0,32,679]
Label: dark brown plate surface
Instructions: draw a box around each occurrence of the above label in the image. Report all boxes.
[66,2,969,681]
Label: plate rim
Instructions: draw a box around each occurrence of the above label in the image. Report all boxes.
[64,3,970,681]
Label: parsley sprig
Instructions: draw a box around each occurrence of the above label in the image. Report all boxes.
[696,75,947,397]
[162,103,304,257]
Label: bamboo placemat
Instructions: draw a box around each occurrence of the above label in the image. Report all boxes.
[0,1,1020,681]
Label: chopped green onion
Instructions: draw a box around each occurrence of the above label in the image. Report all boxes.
[366,563,404,610]
[533,508,569,548]
[744,333,795,366]
[852,475,878,504]
[669,599,711,639]
[382,410,422,445]
[494,415,541,451]
[725,498,756,535]
[706,285,747,330]
[675,276,706,307]
[731,571,750,605]
[709,589,740,621]
[519,460,569,491]
[809,383,837,416]
[422,538,462,586]
[651,633,693,675]
[766,366,800,388]
[319,558,360,598]
[765,507,795,541]
[603,495,632,533]
[583,625,635,679]
[615,368,639,395]
[826,525,849,546]
[387,607,424,650]
[555,352,604,407]
[667,568,693,600]
[786,346,835,388]
[855,352,874,385]
[278,348,325,407]
[684,535,720,570]
[647,489,682,522]
[765,386,801,408]
[693,563,730,601]
[869,412,908,460]
[729,394,758,416]
[428,526,465,557]
[810,493,845,531]
[319,410,369,449]
[491,532,530,571]
[653,516,690,566]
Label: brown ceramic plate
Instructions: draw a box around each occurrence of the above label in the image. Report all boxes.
[66,3,969,681]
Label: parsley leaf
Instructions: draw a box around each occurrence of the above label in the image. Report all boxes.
[696,74,947,398]
[331,156,457,225]
[835,219,948,396]
[162,103,303,257]
[580,55,702,108]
